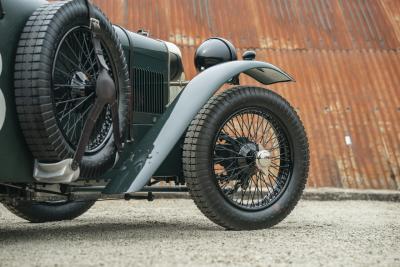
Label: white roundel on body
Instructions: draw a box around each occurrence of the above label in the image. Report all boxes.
[0,89,5,131]
[0,52,5,131]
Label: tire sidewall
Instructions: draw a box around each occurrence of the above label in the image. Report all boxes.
[191,87,308,228]
[3,200,95,223]
[34,2,129,177]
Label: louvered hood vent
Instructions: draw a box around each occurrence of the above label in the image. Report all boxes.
[132,68,166,114]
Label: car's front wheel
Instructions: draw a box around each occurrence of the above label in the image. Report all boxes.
[183,86,309,230]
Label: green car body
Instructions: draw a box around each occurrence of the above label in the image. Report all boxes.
[0,0,176,183]
[0,0,311,231]
[0,0,292,194]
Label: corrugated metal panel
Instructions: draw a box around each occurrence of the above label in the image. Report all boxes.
[94,0,400,50]
[236,49,400,189]
[92,0,400,189]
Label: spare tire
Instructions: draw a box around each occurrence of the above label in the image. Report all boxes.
[14,1,130,178]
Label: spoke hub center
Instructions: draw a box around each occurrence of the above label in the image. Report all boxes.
[238,142,257,157]
[70,71,91,97]
[256,150,271,173]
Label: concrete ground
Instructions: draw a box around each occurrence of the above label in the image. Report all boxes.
[0,199,399,267]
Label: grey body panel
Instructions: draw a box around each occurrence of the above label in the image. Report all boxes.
[103,60,293,194]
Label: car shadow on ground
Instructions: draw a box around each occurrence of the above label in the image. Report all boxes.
[0,216,325,244]
[0,218,318,243]
[0,219,219,242]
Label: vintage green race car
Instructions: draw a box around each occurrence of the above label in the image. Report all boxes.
[0,0,309,230]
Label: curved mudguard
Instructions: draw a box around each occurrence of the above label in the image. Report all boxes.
[103,60,293,194]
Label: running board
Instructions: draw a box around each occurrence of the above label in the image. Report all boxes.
[33,159,80,183]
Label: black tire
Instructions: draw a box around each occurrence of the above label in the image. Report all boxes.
[14,1,130,178]
[2,200,95,223]
[183,87,309,230]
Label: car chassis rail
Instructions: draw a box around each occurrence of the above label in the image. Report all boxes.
[0,182,188,203]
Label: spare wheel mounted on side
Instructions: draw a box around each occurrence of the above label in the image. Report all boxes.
[14,1,130,178]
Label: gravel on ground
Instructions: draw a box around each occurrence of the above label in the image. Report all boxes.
[0,199,399,267]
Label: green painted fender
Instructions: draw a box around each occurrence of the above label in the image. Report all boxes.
[103,60,293,194]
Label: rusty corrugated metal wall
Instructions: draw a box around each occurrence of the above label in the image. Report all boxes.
[93,0,400,190]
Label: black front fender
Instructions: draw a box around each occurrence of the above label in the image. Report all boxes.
[104,60,293,194]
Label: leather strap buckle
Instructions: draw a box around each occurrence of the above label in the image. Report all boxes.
[90,17,100,32]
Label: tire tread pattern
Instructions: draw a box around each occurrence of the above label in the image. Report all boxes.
[182,86,310,230]
[14,1,130,178]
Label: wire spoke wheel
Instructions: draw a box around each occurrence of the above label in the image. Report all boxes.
[15,1,129,178]
[183,87,309,230]
[213,108,293,211]
[52,26,114,154]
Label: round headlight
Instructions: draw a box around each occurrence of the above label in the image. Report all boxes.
[194,38,237,72]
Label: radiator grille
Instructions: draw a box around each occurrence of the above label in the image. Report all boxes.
[132,68,166,114]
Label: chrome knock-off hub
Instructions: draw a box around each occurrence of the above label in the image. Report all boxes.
[70,71,90,97]
[256,150,272,174]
